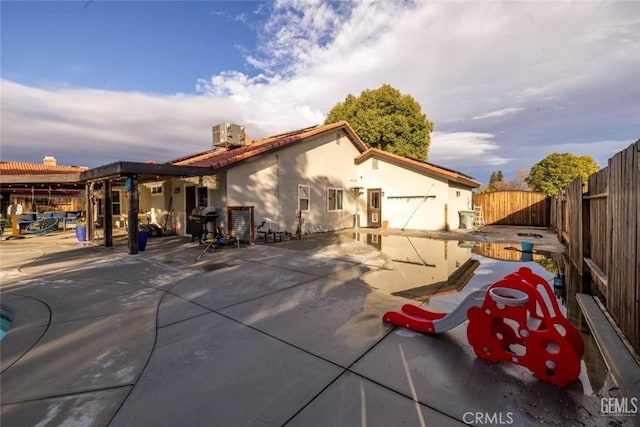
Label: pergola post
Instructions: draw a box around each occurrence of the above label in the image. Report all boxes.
[103,179,113,247]
[86,182,94,242]
[127,175,139,254]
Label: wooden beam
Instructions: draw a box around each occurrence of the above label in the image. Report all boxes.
[80,161,213,182]
[0,173,83,184]
[583,192,608,200]
[576,294,640,400]
[86,182,94,242]
[103,179,113,247]
[584,257,608,296]
[127,176,139,255]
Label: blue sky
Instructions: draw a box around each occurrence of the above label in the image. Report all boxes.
[2,0,639,185]
[2,1,258,92]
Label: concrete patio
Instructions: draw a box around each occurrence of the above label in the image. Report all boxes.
[0,228,636,426]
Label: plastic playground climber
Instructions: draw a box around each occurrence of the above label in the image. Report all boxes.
[383,267,584,387]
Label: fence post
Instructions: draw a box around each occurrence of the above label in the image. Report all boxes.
[582,193,594,294]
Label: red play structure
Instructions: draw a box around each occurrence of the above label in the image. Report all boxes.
[383,267,584,387]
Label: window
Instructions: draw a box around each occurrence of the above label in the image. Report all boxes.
[197,186,208,207]
[298,185,310,211]
[327,188,344,211]
[112,190,121,215]
[370,191,380,209]
[372,158,379,170]
[151,184,163,196]
[95,190,121,216]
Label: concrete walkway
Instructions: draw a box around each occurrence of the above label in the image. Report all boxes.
[0,228,636,426]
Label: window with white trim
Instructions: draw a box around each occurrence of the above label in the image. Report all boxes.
[112,190,121,215]
[298,184,310,211]
[151,184,163,196]
[327,188,344,211]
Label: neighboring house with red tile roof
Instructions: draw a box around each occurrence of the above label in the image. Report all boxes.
[136,121,479,239]
[0,157,87,181]
[0,157,87,213]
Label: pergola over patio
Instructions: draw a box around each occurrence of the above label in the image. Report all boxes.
[79,161,215,254]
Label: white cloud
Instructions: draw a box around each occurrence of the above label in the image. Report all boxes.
[472,108,526,121]
[430,132,511,168]
[1,0,638,183]
[1,80,250,166]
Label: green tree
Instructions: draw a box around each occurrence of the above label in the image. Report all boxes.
[480,169,530,193]
[526,153,599,194]
[325,84,434,160]
[487,170,504,191]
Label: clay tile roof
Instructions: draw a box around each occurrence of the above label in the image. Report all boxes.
[0,161,87,176]
[355,148,481,188]
[170,121,367,168]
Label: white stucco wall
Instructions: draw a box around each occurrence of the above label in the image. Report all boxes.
[226,131,362,234]
[138,174,226,237]
[357,158,453,230]
[139,181,170,226]
[140,134,476,237]
[448,184,475,230]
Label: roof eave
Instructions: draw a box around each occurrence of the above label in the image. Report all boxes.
[0,173,84,185]
[356,148,480,188]
[79,161,215,182]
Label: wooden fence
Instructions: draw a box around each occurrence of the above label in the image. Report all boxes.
[473,190,549,226]
[551,139,639,352]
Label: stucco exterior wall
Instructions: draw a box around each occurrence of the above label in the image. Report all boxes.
[226,132,361,234]
[137,175,226,236]
[139,181,170,226]
[357,158,452,230]
[174,175,226,235]
[138,133,476,237]
[447,184,475,230]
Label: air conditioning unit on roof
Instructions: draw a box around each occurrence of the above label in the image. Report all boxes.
[212,123,246,148]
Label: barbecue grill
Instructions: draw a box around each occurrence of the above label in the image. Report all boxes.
[189,206,217,242]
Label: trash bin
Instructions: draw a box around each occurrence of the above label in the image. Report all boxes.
[138,231,149,251]
[75,225,87,242]
[458,211,475,229]
[520,241,534,252]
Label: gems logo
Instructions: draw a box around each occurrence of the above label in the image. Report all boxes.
[601,397,638,416]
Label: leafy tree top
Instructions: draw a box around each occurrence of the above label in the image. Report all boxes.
[479,169,530,193]
[324,84,434,160]
[525,152,599,194]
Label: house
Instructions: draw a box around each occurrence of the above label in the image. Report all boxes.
[134,121,480,241]
[1,123,480,247]
[0,156,87,214]
[355,148,480,231]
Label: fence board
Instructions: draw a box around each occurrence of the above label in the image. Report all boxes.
[473,191,549,226]
[566,177,583,275]
[588,168,608,289]
[551,193,564,241]
[607,140,639,352]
